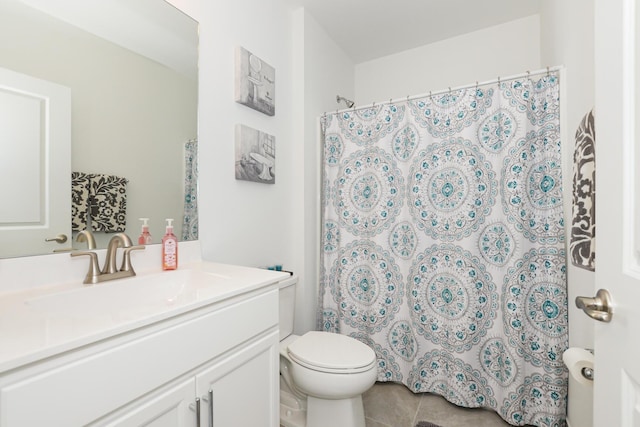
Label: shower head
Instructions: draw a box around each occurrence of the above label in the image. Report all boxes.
[336,95,355,108]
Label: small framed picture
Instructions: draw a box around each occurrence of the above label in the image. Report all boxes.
[235,124,275,184]
[235,46,275,116]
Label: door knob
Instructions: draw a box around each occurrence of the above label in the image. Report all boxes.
[45,234,68,244]
[575,288,613,323]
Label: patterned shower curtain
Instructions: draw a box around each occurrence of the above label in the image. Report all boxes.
[181,139,199,241]
[319,72,567,427]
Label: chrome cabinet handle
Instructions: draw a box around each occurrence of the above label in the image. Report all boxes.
[208,390,213,427]
[189,397,201,427]
[576,288,613,322]
[45,234,68,244]
[201,390,213,427]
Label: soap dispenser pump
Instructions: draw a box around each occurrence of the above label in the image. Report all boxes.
[162,218,178,270]
[138,218,152,245]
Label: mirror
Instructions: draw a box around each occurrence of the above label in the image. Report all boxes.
[0,0,198,258]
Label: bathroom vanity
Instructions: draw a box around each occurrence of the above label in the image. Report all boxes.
[0,258,288,426]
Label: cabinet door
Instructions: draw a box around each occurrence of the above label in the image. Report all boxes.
[92,378,196,427]
[196,330,279,427]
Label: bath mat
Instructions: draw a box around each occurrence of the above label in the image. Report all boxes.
[415,422,442,427]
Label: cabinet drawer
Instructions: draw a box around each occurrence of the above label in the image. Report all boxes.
[0,289,278,426]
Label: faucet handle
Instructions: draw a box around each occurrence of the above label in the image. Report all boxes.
[70,251,101,285]
[121,245,145,274]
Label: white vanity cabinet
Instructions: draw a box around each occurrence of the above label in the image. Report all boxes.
[0,284,281,427]
[97,330,279,427]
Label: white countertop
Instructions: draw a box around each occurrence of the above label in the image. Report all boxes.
[0,261,289,373]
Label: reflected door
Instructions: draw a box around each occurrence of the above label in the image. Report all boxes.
[594,0,640,425]
[0,66,70,257]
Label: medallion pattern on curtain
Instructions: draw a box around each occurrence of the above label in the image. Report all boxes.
[320,73,567,427]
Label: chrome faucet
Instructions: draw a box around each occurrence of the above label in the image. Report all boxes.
[71,232,145,285]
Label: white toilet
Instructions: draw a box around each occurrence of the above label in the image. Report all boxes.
[279,277,378,427]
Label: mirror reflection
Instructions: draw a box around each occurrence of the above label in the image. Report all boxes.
[0,0,198,258]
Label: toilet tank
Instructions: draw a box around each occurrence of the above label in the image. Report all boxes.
[278,276,297,341]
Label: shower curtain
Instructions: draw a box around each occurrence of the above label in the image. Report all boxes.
[319,72,567,427]
[182,138,198,241]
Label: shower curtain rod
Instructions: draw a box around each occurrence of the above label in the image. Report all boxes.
[328,65,562,115]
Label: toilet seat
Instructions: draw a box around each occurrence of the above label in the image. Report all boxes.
[287,331,376,374]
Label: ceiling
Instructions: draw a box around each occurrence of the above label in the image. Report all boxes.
[293,0,542,63]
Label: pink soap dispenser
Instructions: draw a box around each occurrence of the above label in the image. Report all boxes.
[138,218,153,245]
[162,218,178,270]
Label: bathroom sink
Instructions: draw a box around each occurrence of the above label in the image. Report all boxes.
[24,268,231,318]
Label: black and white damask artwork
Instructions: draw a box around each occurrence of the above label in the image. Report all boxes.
[570,109,596,271]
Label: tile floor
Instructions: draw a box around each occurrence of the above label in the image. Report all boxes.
[363,382,529,427]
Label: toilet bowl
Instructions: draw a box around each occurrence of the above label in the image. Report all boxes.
[278,277,378,427]
[280,332,377,427]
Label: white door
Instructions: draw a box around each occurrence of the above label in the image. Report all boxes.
[0,66,71,257]
[593,0,640,425]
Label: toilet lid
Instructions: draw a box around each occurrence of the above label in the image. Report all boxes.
[287,331,376,372]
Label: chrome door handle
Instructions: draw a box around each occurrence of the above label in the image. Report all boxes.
[45,234,68,244]
[576,288,613,322]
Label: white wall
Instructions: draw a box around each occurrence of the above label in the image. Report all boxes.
[540,0,595,349]
[165,1,356,335]
[291,9,355,333]
[166,0,296,272]
[354,15,541,104]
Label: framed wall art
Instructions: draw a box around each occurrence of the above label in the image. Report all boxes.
[234,124,275,184]
[234,46,275,116]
